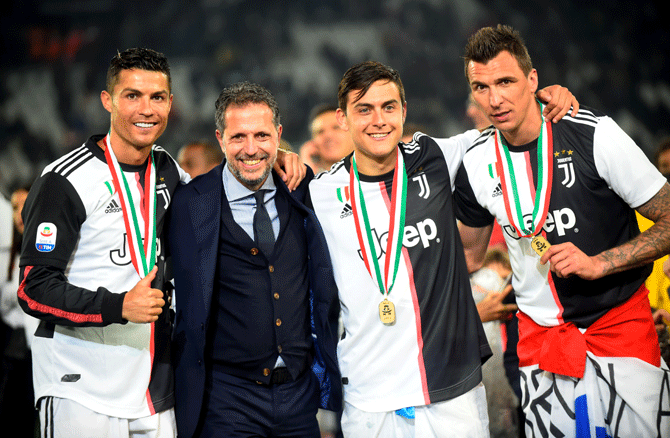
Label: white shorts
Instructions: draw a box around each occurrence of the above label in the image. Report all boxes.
[38,397,176,438]
[340,383,490,438]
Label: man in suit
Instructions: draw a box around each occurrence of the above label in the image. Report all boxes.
[168,81,341,438]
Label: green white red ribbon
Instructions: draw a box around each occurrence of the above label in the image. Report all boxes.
[494,103,554,238]
[349,148,407,298]
[103,133,157,278]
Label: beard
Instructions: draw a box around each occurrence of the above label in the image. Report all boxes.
[227,154,276,190]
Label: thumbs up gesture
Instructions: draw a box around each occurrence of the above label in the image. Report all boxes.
[122,266,165,323]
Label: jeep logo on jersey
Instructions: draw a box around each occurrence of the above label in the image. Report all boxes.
[35,222,57,252]
[412,173,430,199]
[502,207,577,239]
[357,218,439,260]
[110,233,162,266]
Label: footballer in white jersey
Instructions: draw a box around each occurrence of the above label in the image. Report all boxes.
[19,135,187,419]
[309,131,491,413]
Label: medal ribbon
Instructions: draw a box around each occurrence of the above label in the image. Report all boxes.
[494,103,554,238]
[349,148,407,298]
[103,133,157,278]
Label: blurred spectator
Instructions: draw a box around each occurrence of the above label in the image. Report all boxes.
[654,137,670,179]
[177,140,224,178]
[0,185,38,437]
[466,96,492,131]
[470,249,520,438]
[298,139,321,171]
[307,103,354,172]
[400,122,426,143]
[638,137,670,366]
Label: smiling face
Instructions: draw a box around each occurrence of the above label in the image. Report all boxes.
[337,79,406,176]
[100,68,172,164]
[216,102,280,191]
[467,50,540,146]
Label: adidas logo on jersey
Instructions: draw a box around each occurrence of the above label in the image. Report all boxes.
[492,183,503,198]
[335,186,352,219]
[340,203,352,219]
[105,199,122,214]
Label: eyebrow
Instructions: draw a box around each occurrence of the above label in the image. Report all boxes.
[120,87,170,96]
[353,99,399,109]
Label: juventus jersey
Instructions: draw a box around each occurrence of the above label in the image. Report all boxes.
[309,130,491,413]
[455,107,666,328]
[18,135,188,418]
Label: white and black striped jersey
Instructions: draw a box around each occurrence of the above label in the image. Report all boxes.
[455,107,666,328]
[309,130,491,413]
[18,135,188,418]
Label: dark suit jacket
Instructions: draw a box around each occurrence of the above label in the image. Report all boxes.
[168,162,342,438]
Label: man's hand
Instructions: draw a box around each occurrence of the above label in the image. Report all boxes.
[477,284,518,323]
[122,266,165,323]
[536,85,579,123]
[275,149,307,191]
[540,242,605,280]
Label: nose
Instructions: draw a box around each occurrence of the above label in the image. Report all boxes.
[242,138,259,156]
[372,109,386,127]
[138,96,154,116]
[489,87,503,108]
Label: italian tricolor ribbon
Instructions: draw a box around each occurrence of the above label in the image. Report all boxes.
[494,103,554,238]
[349,148,407,298]
[103,133,157,278]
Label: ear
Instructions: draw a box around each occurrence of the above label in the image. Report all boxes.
[215,129,226,153]
[528,68,539,95]
[335,108,349,131]
[277,124,283,142]
[100,90,113,113]
[402,102,407,124]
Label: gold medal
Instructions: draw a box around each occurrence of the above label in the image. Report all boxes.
[531,234,550,256]
[379,299,396,325]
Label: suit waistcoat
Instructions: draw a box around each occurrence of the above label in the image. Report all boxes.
[209,187,313,384]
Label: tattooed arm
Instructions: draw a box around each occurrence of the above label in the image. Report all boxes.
[541,183,670,279]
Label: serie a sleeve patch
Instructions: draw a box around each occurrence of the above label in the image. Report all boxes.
[35,222,57,252]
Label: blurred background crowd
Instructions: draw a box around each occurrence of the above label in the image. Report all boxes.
[0,0,668,197]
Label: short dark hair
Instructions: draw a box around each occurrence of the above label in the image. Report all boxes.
[214,81,280,133]
[654,137,670,167]
[463,24,533,83]
[483,248,511,271]
[309,102,338,125]
[179,141,224,165]
[337,61,406,113]
[106,48,171,93]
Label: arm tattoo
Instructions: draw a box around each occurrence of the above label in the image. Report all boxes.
[597,183,670,276]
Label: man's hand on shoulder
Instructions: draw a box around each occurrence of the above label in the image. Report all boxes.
[536,85,579,123]
[275,149,307,191]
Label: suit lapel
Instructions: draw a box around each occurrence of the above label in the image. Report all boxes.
[187,163,224,315]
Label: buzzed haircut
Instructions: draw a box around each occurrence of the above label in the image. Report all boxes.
[106,47,171,93]
[214,81,280,133]
[463,24,533,83]
[337,61,406,113]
